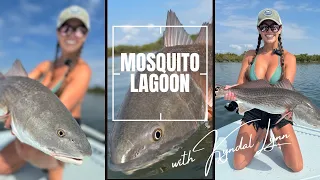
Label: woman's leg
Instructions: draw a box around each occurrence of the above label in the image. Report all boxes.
[272,123,303,172]
[233,121,265,170]
[0,139,26,174]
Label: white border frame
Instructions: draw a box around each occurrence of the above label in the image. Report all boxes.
[112,25,208,121]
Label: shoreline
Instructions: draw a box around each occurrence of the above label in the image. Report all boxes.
[107,34,198,58]
[87,87,105,95]
[215,52,320,63]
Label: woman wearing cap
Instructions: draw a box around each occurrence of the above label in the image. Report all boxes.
[0,5,92,180]
[224,8,302,172]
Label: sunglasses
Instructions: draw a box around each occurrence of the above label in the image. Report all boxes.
[58,24,88,38]
[258,24,281,33]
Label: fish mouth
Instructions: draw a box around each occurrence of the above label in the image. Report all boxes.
[53,155,84,165]
[108,147,180,174]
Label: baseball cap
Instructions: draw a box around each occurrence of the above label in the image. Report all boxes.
[57,5,90,30]
[257,8,282,26]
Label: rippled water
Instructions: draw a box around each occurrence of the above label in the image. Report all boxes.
[215,62,320,129]
[107,57,213,179]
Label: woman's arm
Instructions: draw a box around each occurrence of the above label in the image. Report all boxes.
[283,52,297,84]
[224,50,254,101]
[237,50,255,85]
[58,64,92,111]
[28,61,51,80]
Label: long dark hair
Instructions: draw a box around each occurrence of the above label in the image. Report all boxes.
[51,42,84,77]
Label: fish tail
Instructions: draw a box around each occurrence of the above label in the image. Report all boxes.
[215,84,226,100]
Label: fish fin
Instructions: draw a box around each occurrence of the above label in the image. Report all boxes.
[272,78,295,90]
[236,103,253,116]
[234,79,272,89]
[0,72,5,80]
[5,59,28,77]
[194,22,212,47]
[0,105,9,122]
[163,10,194,47]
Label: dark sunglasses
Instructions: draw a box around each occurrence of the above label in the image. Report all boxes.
[258,24,281,33]
[58,24,88,38]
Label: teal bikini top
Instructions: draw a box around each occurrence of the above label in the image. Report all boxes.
[38,60,72,94]
[249,55,282,85]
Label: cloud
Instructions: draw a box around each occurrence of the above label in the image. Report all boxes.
[273,1,291,11]
[121,26,140,35]
[9,36,22,43]
[273,2,320,12]
[244,44,254,49]
[229,44,242,51]
[73,0,101,16]
[115,35,133,45]
[27,24,54,36]
[216,0,260,15]
[147,23,156,30]
[282,23,310,40]
[218,29,258,43]
[189,20,196,24]
[20,0,43,13]
[216,15,257,30]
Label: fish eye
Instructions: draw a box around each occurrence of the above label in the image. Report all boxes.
[57,129,66,137]
[152,128,162,141]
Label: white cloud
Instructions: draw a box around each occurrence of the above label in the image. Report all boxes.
[147,23,156,30]
[273,1,291,11]
[229,44,242,51]
[219,29,258,43]
[20,0,42,13]
[189,20,196,24]
[73,0,101,16]
[9,36,22,43]
[27,24,53,35]
[121,26,140,35]
[216,0,260,15]
[216,15,256,30]
[282,23,310,40]
[115,35,132,45]
[244,44,254,48]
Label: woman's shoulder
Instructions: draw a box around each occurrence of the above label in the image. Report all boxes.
[73,59,92,77]
[282,49,296,62]
[241,49,256,64]
[35,60,52,71]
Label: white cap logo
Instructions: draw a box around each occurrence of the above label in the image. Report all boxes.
[70,6,80,14]
[264,9,272,16]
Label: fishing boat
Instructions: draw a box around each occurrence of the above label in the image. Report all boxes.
[0,124,105,180]
[215,120,320,180]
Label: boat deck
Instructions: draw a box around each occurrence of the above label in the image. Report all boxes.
[215,120,320,180]
[0,126,105,180]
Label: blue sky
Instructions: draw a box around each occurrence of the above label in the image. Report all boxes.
[0,0,105,87]
[107,0,212,47]
[216,0,320,55]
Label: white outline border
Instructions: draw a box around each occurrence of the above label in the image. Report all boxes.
[112,25,208,122]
